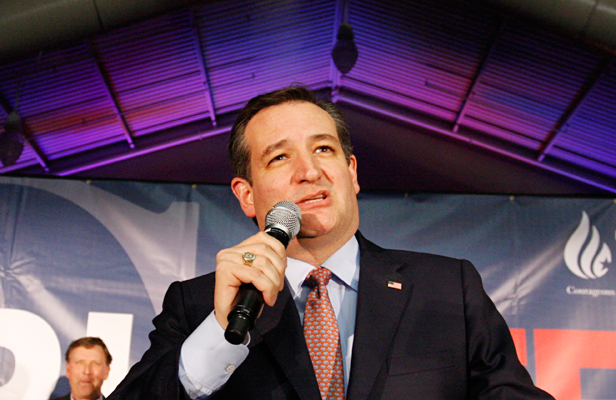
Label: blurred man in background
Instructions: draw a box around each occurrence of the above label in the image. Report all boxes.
[52,337,111,400]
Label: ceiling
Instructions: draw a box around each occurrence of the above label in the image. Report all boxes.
[1,0,615,194]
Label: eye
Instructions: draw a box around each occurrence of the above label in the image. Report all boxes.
[268,153,287,164]
[315,145,333,154]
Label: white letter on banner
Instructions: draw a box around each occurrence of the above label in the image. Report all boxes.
[86,312,133,397]
[0,308,61,400]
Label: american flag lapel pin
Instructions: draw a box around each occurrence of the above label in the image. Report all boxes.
[387,281,402,290]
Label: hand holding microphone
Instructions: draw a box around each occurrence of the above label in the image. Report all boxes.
[224,201,302,345]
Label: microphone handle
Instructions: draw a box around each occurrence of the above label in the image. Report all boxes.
[224,283,263,344]
[224,227,291,345]
[264,226,291,247]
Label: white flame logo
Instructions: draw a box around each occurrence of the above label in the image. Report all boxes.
[564,211,612,279]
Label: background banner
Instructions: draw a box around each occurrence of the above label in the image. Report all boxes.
[0,176,614,400]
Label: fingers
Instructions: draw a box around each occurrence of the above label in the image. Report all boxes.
[213,232,287,329]
[222,232,287,292]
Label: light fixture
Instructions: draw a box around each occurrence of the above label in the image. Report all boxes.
[0,111,25,167]
[332,22,358,74]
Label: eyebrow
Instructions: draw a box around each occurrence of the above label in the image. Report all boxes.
[260,133,339,160]
[310,133,339,144]
[261,139,289,161]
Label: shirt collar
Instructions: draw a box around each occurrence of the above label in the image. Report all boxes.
[286,235,360,297]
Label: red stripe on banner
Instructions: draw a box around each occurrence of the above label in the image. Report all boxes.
[534,329,616,400]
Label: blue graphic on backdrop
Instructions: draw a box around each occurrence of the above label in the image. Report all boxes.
[0,182,153,397]
[1,177,615,399]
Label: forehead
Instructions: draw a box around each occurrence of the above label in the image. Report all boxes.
[245,101,337,144]
[68,345,106,361]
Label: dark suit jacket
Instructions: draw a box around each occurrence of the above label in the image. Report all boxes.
[108,232,554,399]
[50,395,70,400]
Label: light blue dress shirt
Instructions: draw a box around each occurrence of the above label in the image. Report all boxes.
[179,236,360,399]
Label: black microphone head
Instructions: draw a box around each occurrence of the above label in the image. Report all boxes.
[264,201,302,242]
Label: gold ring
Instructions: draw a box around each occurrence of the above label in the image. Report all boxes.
[242,252,256,266]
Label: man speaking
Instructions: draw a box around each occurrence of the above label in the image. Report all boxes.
[108,86,554,399]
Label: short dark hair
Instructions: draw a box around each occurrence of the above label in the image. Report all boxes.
[228,85,353,182]
[65,337,112,365]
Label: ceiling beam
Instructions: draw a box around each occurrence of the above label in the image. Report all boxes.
[22,124,50,172]
[89,40,135,149]
[190,10,218,126]
[54,122,232,176]
[338,90,616,193]
[0,113,234,176]
[453,18,506,132]
[537,55,613,162]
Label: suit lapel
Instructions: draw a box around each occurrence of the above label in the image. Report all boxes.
[252,282,322,400]
[347,234,415,399]
[246,233,414,399]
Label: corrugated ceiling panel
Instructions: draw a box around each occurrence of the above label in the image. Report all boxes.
[486,24,600,104]
[548,147,616,178]
[126,93,209,134]
[97,12,199,90]
[95,11,211,132]
[0,45,107,117]
[197,0,334,112]
[468,21,603,144]
[346,0,499,119]
[118,72,204,108]
[341,79,458,121]
[0,45,92,103]
[35,119,127,158]
[26,98,116,136]
[463,87,560,144]
[556,66,616,169]
[463,118,542,149]
[0,42,126,160]
[359,0,497,74]
[1,0,614,190]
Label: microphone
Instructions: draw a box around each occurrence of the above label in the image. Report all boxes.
[224,201,302,345]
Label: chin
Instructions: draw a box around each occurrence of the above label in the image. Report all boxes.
[296,226,323,239]
[296,232,317,239]
[297,225,335,240]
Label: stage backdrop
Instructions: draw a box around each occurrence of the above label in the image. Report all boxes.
[0,175,615,400]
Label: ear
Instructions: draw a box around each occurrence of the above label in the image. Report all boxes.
[348,155,360,195]
[231,177,257,218]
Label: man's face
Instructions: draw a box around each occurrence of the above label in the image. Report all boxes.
[232,101,360,245]
[65,345,110,400]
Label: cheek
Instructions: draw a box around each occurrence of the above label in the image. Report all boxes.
[255,181,290,205]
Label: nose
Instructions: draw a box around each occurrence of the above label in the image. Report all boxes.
[83,363,92,374]
[293,152,322,183]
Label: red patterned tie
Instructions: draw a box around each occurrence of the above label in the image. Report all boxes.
[303,267,345,400]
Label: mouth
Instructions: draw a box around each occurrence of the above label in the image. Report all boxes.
[297,192,327,205]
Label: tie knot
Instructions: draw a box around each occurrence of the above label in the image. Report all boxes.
[306,266,333,288]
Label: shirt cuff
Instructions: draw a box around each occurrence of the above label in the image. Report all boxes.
[179,311,250,399]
